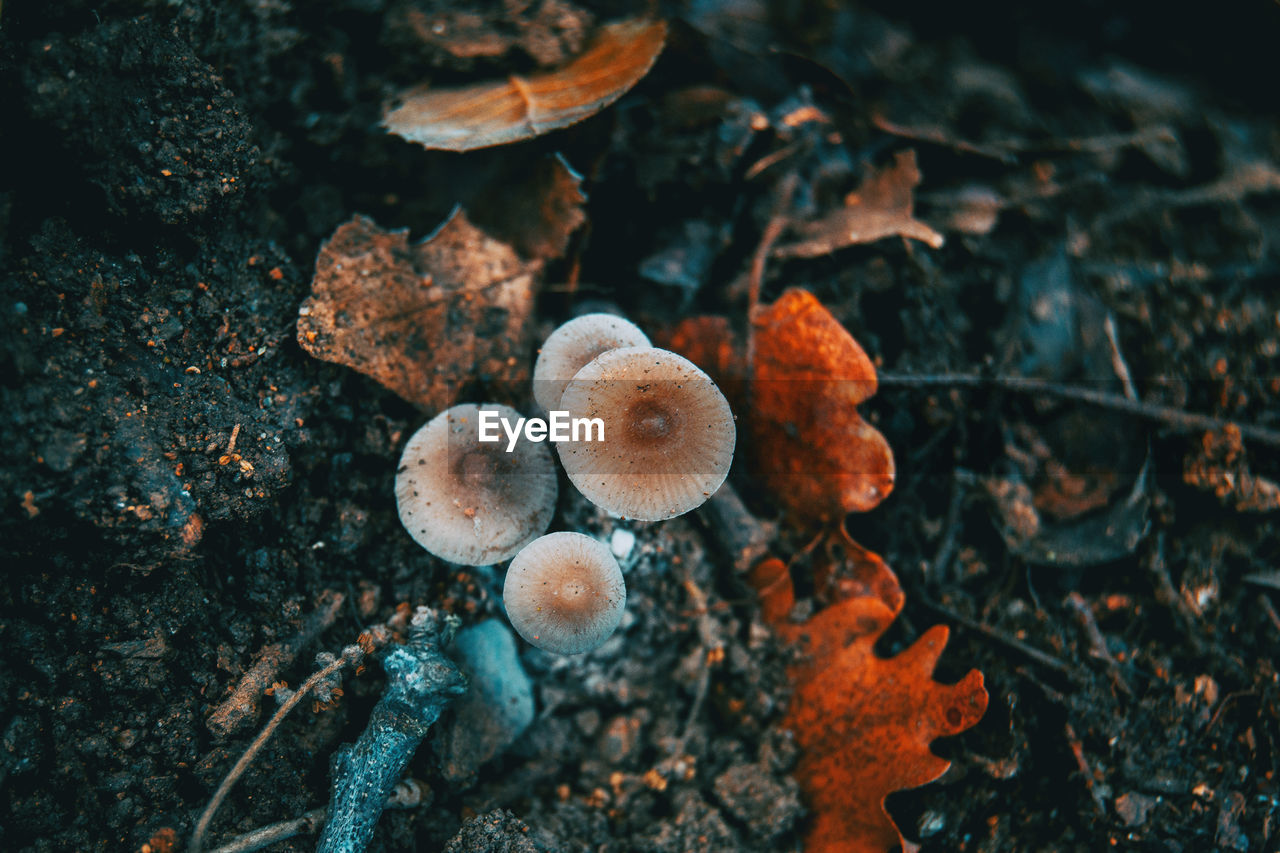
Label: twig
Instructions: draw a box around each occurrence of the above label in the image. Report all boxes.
[207,591,345,738]
[1103,314,1138,401]
[1205,690,1258,735]
[1093,160,1280,231]
[877,372,1280,449]
[191,648,364,853]
[698,481,776,574]
[1145,533,1208,655]
[316,607,465,853]
[745,172,799,378]
[1065,722,1107,816]
[208,779,430,853]
[1258,593,1280,636]
[191,607,411,853]
[921,598,1085,681]
[1064,592,1131,696]
[677,578,718,749]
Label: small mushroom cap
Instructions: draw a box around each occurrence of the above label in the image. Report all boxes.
[503,532,626,655]
[558,346,735,521]
[396,403,557,565]
[532,313,651,412]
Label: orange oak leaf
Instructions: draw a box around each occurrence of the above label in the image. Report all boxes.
[775,527,988,853]
[658,289,895,523]
[752,289,896,521]
[384,18,667,151]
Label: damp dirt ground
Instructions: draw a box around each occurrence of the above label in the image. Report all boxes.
[3,1,1280,851]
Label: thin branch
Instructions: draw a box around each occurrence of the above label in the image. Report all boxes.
[878,372,1280,449]
[190,648,363,853]
[745,172,798,380]
[191,607,411,853]
[920,597,1086,681]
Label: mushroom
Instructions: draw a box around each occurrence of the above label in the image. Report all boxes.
[532,313,651,413]
[396,403,557,565]
[557,346,735,521]
[503,532,626,654]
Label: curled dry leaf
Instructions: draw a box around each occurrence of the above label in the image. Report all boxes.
[775,149,945,258]
[771,526,988,853]
[658,289,895,523]
[297,210,539,410]
[384,18,668,152]
[983,455,1152,567]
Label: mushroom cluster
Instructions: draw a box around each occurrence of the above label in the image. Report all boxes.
[395,313,735,654]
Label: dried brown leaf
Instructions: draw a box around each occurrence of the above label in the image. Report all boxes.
[297,211,539,410]
[775,149,944,258]
[466,153,587,261]
[384,18,667,152]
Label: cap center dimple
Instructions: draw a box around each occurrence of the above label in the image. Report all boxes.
[628,399,675,441]
[458,447,501,487]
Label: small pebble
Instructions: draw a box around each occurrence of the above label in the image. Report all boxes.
[610,528,635,560]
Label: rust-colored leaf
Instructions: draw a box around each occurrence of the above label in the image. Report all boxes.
[384,18,667,152]
[752,289,896,521]
[747,557,795,624]
[655,315,744,392]
[658,291,895,523]
[775,149,945,258]
[775,527,988,853]
[297,210,539,410]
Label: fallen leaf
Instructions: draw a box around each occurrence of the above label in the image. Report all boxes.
[775,149,944,258]
[465,152,588,261]
[984,454,1152,567]
[386,0,594,67]
[773,528,988,853]
[751,289,896,520]
[654,315,745,397]
[747,557,794,624]
[297,210,539,410]
[658,290,895,523]
[384,18,667,152]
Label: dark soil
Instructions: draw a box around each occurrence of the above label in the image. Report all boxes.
[3,1,1280,851]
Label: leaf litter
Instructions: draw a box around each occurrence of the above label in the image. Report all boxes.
[297,210,540,411]
[383,17,668,151]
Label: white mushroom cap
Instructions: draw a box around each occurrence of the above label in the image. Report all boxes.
[557,346,735,521]
[532,313,651,413]
[396,403,557,565]
[503,532,626,655]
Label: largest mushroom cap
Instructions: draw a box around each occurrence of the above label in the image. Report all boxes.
[503,532,626,655]
[532,313,651,413]
[396,403,557,565]
[558,346,736,521]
